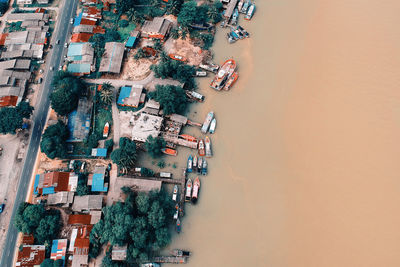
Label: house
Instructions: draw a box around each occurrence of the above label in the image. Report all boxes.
[33,171,76,195]
[50,239,68,262]
[131,113,163,142]
[88,165,108,192]
[16,245,46,267]
[71,33,93,43]
[0,59,31,70]
[16,0,32,5]
[125,31,140,48]
[72,195,103,212]
[6,43,44,59]
[37,0,49,4]
[91,148,107,157]
[47,191,75,206]
[0,70,30,107]
[7,12,47,22]
[67,42,94,75]
[112,245,127,261]
[99,42,125,73]
[117,85,143,108]
[68,214,92,225]
[141,17,172,40]
[69,224,93,267]
[67,97,92,142]
[143,99,161,115]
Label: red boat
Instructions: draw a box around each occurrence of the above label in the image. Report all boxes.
[198,139,205,156]
[224,72,239,91]
[210,59,236,91]
[169,54,187,62]
[179,134,197,142]
[191,177,200,204]
[162,148,177,156]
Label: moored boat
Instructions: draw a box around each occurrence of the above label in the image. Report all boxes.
[186,91,205,102]
[191,177,200,204]
[172,250,191,257]
[210,59,236,90]
[169,54,187,62]
[179,134,197,142]
[202,158,208,175]
[197,157,203,174]
[193,155,198,170]
[245,3,256,20]
[227,32,237,44]
[185,178,192,202]
[187,155,193,173]
[241,0,250,13]
[198,139,205,156]
[209,118,217,134]
[237,25,250,38]
[233,27,244,39]
[173,204,179,220]
[205,136,212,157]
[199,63,219,73]
[176,218,181,233]
[161,148,177,156]
[231,8,239,25]
[238,0,244,12]
[201,111,214,133]
[224,72,239,90]
[172,185,178,201]
[103,122,109,138]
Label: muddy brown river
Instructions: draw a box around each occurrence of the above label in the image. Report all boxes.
[156,1,400,266]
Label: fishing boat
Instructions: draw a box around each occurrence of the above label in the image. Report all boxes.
[196,71,207,77]
[191,177,200,204]
[210,59,236,91]
[241,0,250,13]
[205,136,212,157]
[209,118,217,134]
[224,72,239,90]
[187,155,193,173]
[199,63,219,73]
[103,122,109,138]
[231,8,239,25]
[245,3,256,20]
[179,134,197,142]
[185,178,192,202]
[141,264,161,267]
[201,111,214,133]
[238,0,244,12]
[172,185,178,201]
[174,204,179,220]
[172,250,191,257]
[202,158,208,175]
[193,155,198,171]
[237,25,250,38]
[169,54,187,62]
[233,27,244,39]
[227,32,237,44]
[197,157,203,174]
[161,148,177,156]
[198,139,205,156]
[186,91,205,102]
[176,218,181,233]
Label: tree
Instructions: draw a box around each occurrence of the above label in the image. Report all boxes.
[116,0,136,13]
[100,83,114,105]
[50,72,85,116]
[177,1,197,29]
[148,85,188,115]
[40,259,64,267]
[106,29,121,42]
[0,3,8,15]
[105,139,114,152]
[40,121,69,159]
[0,101,33,134]
[110,137,137,170]
[200,33,214,50]
[118,19,129,28]
[208,1,223,24]
[76,173,89,196]
[140,168,154,177]
[35,214,60,244]
[85,133,101,153]
[16,101,34,118]
[153,39,163,52]
[144,136,166,158]
[90,34,106,57]
[170,28,180,40]
[166,0,184,16]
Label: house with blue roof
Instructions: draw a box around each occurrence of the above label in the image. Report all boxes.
[66,42,94,75]
[91,148,107,157]
[88,165,108,192]
[117,85,144,108]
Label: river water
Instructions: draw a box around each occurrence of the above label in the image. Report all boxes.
[164,1,400,266]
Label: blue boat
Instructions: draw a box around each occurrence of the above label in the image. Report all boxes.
[202,159,208,176]
[227,32,237,44]
[231,8,239,25]
[241,0,250,13]
[187,155,193,173]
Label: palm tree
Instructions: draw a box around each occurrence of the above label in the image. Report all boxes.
[100,82,114,105]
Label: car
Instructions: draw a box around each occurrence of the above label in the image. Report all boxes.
[39,69,44,74]
[38,78,43,84]
[56,40,60,44]
[49,44,53,49]
[64,42,68,48]
[70,18,74,24]
[50,66,54,71]
[0,204,5,214]
[58,66,62,71]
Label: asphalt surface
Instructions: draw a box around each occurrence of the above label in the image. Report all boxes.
[0,0,80,266]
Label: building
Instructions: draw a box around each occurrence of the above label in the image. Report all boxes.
[33,171,77,195]
[50,239,68,262]
[68,214,92,225]
[0,59,31,70]
[7,12,47,22]
[47,191,75,206]
[99,42,125,73]
[16,245,46,267]
[91,148,107,157]
[37,0,49,4]
[88,165,108,192]
[0,70,30,107]
[131,113,163,142]
[117,85,143,108]
[141,17,172,39]
[112,245,127,261]
[67,42,94,75]
[125,31,140,48]
[72,195,103,212]
[67,97,92,142]
[16,0,32,5]
[71,32,93,43]
[223,0,239,20]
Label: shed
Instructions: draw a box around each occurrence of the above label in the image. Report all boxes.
[117,85,143,107]
[91,148,107,157]
[112,245,127,261]
[99,42,125,73]
[72,195,103,212]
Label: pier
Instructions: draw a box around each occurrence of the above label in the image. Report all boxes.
[152,256,188,264]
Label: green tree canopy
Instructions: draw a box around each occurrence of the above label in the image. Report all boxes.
[148,85,188,115]
[40,259,64,267]
[110,137,137,170]
[50,72,86,116]
[40,120,69,159]
[144,136,166,158]
[0,101,33,134]
[116,0,137,13]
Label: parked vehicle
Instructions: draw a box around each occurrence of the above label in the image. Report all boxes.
[0,203,5,214]
[56,40,60,44]
[172,185,178,201]
[38,78,43,84]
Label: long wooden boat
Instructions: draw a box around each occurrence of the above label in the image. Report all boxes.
[197,157,203,174]
[209,118,217,134]
[185,178,192,202]
[180,134,197,142]
[245,3,256,20]
[172,185,178,201]
[202,158,208,175]
[176,218,181,233]
[201,111,214,133]
[210,59,236,91]
[198,139,205,156]
[191,177,200,204]
[161,148,177,156]
[224,72,239,90]
[205,136,212,158]
[187,155,193,173]
[103,122,109,138]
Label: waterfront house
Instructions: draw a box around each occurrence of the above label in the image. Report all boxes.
[141,17,172,40]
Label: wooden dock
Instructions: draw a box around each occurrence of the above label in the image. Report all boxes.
[153,256,188,264]
[163,134,198,149]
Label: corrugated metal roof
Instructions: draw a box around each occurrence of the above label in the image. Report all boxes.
[125,36,137,48]
[67,63,91,73]
[91,173,108,192]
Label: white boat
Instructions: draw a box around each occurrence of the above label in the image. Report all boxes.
[201,111,214,133]
[205,136,212,157]
[245,3,256,20]
[209,118,216,134]
[174,204,179,219]
[185,179,192,202]
[172,185,178,201]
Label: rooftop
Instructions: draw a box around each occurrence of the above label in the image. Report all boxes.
[131,113,163,142]
[72,195,103,212]
[99,42,125,73]
[117,85,143,107]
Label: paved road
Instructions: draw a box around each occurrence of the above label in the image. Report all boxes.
[0,0,79,266]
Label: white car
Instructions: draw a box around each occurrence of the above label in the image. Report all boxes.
[58,66,62,71]
[70,18,74,24]
[64,43,68,48]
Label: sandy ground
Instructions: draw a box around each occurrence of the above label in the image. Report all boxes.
[164,38,207,66]
[118,110,135,138]
[120,51,154,81]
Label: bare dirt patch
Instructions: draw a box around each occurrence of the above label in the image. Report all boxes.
[120,51,155,81]
[166,38,209,66]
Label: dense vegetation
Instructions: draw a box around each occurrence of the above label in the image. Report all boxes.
[14,203,60,245]
[145,136,166,158]
[40,121,69,159]
[177,1,223,29]
[50,72,86,116]
[151,53,196,88]
[89,189,175,264]
[149,85,188,115]
[40,259,64,267]
[111,137,137,171]
[0,3,8,15]
[0,102,33,134]
[76,173,90,196]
